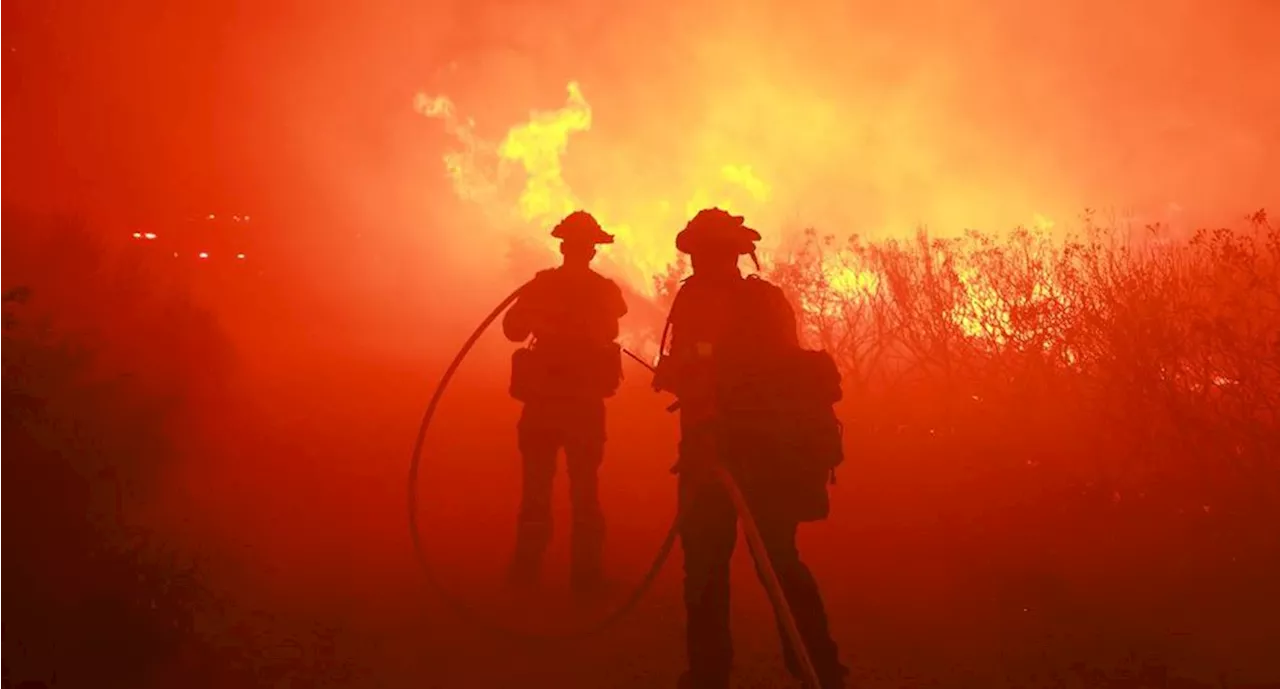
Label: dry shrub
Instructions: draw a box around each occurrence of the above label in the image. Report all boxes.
[646,213,1280,504]
[767,211,1278,492]
[767,211,1280,622]
[649,212,1278,663]
[764,213,1280,680]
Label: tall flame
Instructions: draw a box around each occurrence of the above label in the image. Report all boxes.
[415,81,1070,351]
[498,82,591,225]
[415,82,770,297]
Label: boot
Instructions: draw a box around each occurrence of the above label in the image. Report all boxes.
[506,552,541,589]
[569,517,605,594]
[798,664,850,689]
[569,560,603,594]
[508,518,550,588]
[676,670,729,689]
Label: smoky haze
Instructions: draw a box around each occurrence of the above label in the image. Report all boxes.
[4,0,1280,687]
[7,0,1279,307]
[409,0,1280,264]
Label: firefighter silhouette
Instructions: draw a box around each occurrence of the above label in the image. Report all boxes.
[502,211,629,592]
[654,208,849,689]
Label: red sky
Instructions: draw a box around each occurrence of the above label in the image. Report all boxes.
[5,0,1278,304]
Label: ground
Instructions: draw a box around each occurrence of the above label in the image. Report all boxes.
[166,353,1278,689]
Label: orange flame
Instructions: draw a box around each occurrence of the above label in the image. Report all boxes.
[416,82,771,298]
[417,82,1079,351]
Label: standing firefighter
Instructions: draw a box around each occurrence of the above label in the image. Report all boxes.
[502,210,629,593]
[654,209,849,689]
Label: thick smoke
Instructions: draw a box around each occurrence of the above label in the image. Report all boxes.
[14,0,1270,325]
[413,0,1279,259]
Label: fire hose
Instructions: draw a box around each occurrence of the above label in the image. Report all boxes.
[408,282,822,687]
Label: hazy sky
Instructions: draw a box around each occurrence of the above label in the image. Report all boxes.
[5,0,1278,299]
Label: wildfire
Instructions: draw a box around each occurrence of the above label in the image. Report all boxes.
[826,264,880,300]
[416,81,1078,350]
[415,82,770,299]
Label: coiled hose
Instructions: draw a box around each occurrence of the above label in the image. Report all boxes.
[407,282,822,687]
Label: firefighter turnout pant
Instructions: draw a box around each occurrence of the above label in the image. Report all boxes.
[511,398,607,591]
[678,461,848,688]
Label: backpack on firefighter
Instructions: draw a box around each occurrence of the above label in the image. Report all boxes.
[661,275,845,522]
[721,349,844,521]
[718,278,844,522]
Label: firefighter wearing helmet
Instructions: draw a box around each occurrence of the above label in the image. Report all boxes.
[502,210,629,593]
[654,208,849,689]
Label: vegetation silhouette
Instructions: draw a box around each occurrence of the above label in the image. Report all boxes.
[2,213,359,688]
[3,208,1278,687]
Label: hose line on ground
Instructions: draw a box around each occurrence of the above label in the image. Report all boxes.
[407,282,821,688]
[625,356,821,686]
[712,464,822,688]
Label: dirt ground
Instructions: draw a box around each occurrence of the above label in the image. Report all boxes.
[167,349,1279,689]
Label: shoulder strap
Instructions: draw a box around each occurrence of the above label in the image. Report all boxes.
[656,290,681,362]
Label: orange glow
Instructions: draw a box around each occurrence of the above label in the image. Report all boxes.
[417,82,774,298]
[6,4,1280,687]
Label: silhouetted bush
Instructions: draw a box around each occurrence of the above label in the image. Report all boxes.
[653,211,1278,494]
[645,212,1280,681]
[2,213,235,687]
[766,211,1278,492]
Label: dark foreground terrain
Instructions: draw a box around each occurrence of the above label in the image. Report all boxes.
[5,219,1279,688]
[147,359,1280,689]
